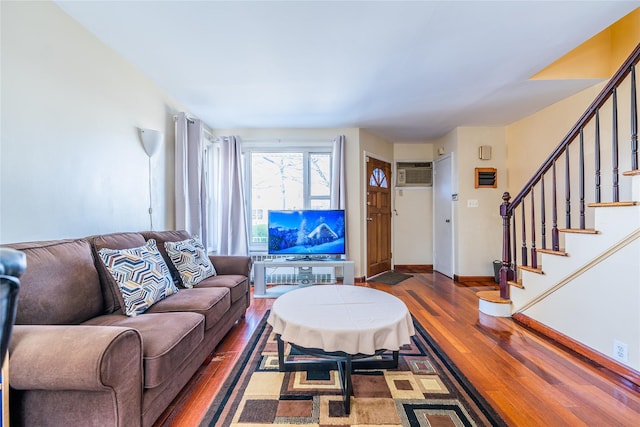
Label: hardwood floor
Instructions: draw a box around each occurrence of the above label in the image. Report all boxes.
[154,273,640,426]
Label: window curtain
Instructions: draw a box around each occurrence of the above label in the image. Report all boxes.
[331,135,347,257]
[174,112,208,247]
[217,136,249,256]
[331,135,346,209]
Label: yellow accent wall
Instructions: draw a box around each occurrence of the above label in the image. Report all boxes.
[505,82,606,193]
[610,8,640,72]
[531,8,639,80]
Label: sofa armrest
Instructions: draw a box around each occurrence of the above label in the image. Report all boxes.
[10,325,142,391]
[209,255,252,277]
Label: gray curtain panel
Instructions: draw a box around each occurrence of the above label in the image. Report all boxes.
[217,136,250,256]
[174,112,209,247]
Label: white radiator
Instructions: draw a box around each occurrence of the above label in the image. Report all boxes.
[250,254,337,284]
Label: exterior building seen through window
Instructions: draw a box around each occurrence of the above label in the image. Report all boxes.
[245,148,332,251]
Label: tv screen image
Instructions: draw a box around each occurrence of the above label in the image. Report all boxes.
[268,210,346,258]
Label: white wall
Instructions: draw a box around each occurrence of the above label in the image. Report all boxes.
[432,127,507,277]
[1,1,186,243]
[456,127,507,277]
[392,143,434,265]
[521,203,640,371]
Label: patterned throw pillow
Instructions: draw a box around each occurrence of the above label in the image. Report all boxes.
[98,239,179,316]
[165,236,216,288]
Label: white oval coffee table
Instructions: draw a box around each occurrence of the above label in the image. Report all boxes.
[267,285,415,414]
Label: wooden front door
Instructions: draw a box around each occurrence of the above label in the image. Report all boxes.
[366,157,392,277]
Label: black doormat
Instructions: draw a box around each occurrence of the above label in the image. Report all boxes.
[367,271,413,285]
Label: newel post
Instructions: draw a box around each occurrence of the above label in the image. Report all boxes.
[500,192,513,299]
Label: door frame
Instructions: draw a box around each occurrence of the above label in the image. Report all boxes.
[362,151,394,278]
[433,153,455,278]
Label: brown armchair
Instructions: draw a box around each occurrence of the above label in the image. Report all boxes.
[0,248,26,366]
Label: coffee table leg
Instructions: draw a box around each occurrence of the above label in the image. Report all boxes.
[344,354,352,414]
[276,334,285,372]
[273,340,387,415]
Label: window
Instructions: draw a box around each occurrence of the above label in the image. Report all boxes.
[251,209,264,220]
[244,145,332,251]
[369,167,388,188]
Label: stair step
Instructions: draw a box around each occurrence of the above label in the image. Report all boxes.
[622,169,640,176]
[536,248,568,256]
[519,265,544,275]
[587,201,638,208]
[476,290,511,304]
[559,228,599,234]
[508,279,524,289]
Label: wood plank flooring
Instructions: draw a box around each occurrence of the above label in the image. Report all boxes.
[153,273,640,426]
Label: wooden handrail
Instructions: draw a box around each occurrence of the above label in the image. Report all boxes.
[507,43,640,210]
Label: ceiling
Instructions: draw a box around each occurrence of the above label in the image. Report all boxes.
[55,1,639,142]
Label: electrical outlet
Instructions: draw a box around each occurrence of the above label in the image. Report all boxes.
[613,340,628,362]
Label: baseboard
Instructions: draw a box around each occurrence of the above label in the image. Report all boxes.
[355,276,367,283]
[394,264,433,273]
[454,275,498,286]
[513,313,640,391]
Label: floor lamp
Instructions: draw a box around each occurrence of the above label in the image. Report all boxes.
[140,128,164,230]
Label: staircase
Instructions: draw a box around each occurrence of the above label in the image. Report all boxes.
[478,43,640,383]
[480,181,639,313]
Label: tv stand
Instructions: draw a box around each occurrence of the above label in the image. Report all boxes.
[286,255,330,262]
[253,259,355,298]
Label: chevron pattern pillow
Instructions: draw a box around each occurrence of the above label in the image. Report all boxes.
[165,236,216,288]
[98,239,179,316]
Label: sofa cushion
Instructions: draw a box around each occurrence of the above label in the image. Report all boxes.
[83,312,204,389]
[164,236,216,288]
[91,232,149,313]
[141,230,192,285]
[98,239,179,316]
[3,239,104,325]
[146,287,231,330]
[195,274,249,305]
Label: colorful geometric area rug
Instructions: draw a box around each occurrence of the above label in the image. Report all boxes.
[200,312,507,426]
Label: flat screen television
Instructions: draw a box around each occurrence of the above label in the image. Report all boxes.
[268,210,346,260]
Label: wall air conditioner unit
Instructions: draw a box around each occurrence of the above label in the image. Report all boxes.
[396,162,433,187]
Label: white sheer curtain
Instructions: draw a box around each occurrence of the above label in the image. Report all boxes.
[331,135,346,209]
[174,112,208,247]
[217,136,249,256]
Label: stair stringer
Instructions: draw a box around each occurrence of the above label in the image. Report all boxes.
[520,235,640,371]
[478,175,640,319]
[509,203,640,312]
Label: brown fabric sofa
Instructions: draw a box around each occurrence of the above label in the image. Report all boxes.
[3,230,251,427]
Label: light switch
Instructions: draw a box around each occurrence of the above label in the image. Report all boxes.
[467,199,479,208]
